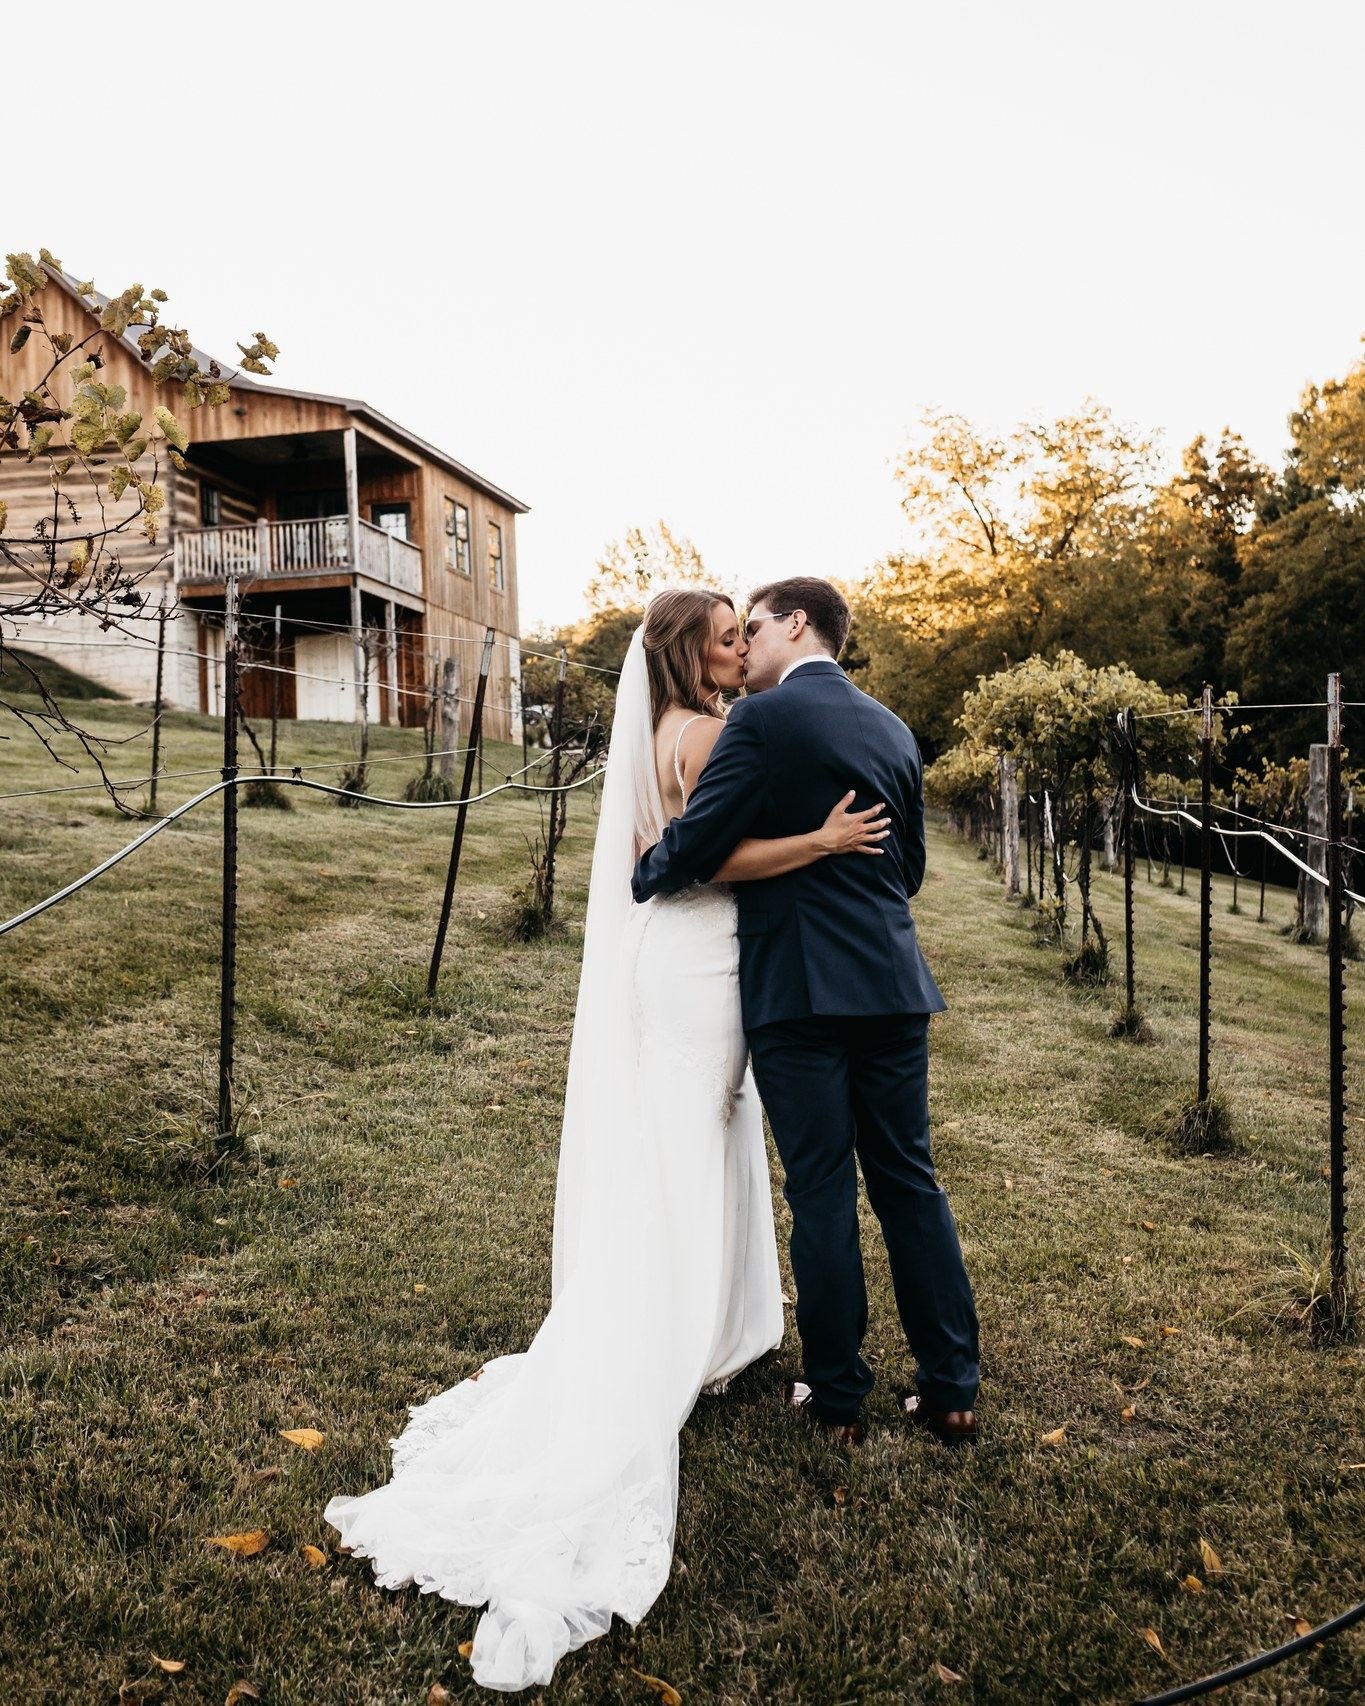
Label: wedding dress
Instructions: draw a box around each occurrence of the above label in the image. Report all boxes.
[323,626,784,1692]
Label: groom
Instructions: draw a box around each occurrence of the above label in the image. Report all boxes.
[632,577,979,1447]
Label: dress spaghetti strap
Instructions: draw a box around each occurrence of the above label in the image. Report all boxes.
[673,714,707,798]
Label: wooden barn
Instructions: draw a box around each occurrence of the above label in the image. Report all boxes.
[0,265,529,740]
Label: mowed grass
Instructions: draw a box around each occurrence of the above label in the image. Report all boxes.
[1,693,1362,1705]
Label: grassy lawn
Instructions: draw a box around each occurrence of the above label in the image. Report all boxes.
[1,693,1362,1704]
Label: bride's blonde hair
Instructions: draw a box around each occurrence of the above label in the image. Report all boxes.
[642,588,736,731]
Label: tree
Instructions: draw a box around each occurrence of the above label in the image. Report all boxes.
[583,519,717,613]
[949,651,1209,945]
[851,403,1169,755]
[0,250,275,805]
[1225,498,1365,765]
[1287,339,1365,496]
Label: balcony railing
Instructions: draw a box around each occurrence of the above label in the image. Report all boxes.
[175,515,423,597]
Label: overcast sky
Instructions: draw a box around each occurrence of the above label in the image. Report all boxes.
[11,1,1364,627]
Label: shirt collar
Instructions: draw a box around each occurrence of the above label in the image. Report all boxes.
[778,653,837,685]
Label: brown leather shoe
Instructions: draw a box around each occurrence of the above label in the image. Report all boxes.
[902,1393,977,1448]
[781,1377,865,1447]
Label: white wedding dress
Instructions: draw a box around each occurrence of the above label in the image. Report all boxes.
[323,626,784,1692]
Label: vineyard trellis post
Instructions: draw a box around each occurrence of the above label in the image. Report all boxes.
[440,656,460,784]
[149,590,167,816]
[1325,671,1348,1313]
[1122,709,1136,1017]
[427,626,496,996]
[520,667,529,772]
[1230,790,1240,913]
[269,601,282,774]
[1023,767,1034,905]
[1179,791,1188,896]
[540,647,569,926]
[1079,765,1094,949]
[1197,685,1213,1104]
[1001,756,1020,898]
[218,567,241,1138]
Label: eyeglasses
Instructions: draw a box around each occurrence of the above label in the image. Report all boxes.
[740,610,796,640]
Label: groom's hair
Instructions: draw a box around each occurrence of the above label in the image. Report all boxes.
[747,576,850,657]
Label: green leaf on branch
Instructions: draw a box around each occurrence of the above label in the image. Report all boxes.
[6,252,47,297]
[26,424,54,461]
[154,406,188,451]
[72,418,108,457]
[100,284,146,339]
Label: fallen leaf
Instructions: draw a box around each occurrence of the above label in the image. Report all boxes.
[628,1668,683,1705]
[1180,1574,1203,1594]
[208,1530,269,1557]
[1132,1377,1151,1392]
[468,1367,485,1382]
[249,1466,282,1485]
[279,1427,325,1452]
[1291,1615,1311,1637]
[226,1684,261,1705]
[457,1641,474,1659]
[832,1486,848,1506]
[1141,1627,1167,1659]
[1041,1426,1066,1446]
[414,1283,429,1294]
[1199,1537,1223,1577]
[1160,1326,1180,1337]
[1122,1335,1146,1348]
[301,1543,327,1569]
[151,1655,186,1672]
[932,1660,964,1683]
[1120,1406,1135,1424]
[1141,1220,1157,1232]
[1003,1178,1014,1190]
[1122,1255,1134,1265]
[277,1177,297,1189]
[428,1685,450,1705]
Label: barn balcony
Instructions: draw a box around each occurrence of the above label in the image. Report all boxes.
[175,514,424,600]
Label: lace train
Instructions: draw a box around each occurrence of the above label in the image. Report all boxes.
[324,1354,677,1689]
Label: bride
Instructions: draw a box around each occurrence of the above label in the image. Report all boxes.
[323,589,888,1691]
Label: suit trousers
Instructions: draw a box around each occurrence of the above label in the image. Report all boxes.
[747,1011,980,1423]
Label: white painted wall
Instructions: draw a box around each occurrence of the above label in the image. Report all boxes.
[3,578,201,710]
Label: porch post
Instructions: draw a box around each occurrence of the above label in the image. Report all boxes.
[344,424,365,725]
[384,598,398,726]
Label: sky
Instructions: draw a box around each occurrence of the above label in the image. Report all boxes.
[10,1,1364,628]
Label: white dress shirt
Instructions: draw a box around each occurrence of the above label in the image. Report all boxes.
[778,653,836,685]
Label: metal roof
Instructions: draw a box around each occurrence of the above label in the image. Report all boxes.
[42,264,531,514]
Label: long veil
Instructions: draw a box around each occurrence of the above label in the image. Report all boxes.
[551,624,666,1295]
[325,626,701,1691]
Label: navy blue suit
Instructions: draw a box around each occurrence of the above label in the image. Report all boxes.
[632,659,979,1422]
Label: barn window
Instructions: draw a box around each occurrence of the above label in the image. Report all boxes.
[488,519,504,591]
[445,498,471,574]
[200,482,221,526]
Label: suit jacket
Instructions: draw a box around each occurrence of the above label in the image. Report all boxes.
[631,658,947,1029]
